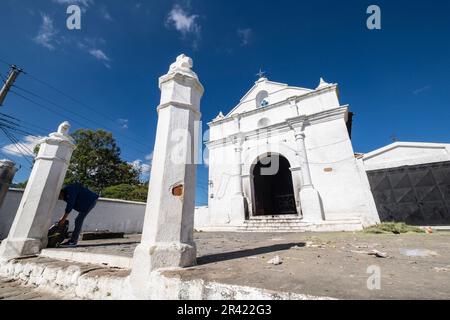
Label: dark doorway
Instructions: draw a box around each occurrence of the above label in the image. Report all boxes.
[253,154,297,216]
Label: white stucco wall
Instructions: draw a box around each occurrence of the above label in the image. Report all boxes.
[0,189,211,239]
[363,142,450,171]
[305,117,377,221]
[194,206,210,230]
[0,189,146,239]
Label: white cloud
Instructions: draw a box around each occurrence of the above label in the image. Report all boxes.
[166,5,199,35]
[166,4,201,48]
[100,6,113,21]
[117,119,129,129]
[52,0,93,8]
[131,159,151,177]
[88,48,112,68]
[145,152,153,162]
[77,40,112,67]
[413,85,431,95]
[89,49,110,61]
[1,135,44,157]
[34,14,58,50]
[238,28,253,46]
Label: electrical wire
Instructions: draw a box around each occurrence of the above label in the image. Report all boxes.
[0,71,7,84]
[12,84,150,150]
[9,90,150,160]
[0,56,151,157]
[0,127,34,167]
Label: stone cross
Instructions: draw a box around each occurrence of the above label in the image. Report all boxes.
[0,122,75,260]
[256,68,266,79]
[130,54,204,296]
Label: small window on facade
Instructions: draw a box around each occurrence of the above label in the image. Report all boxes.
[256,91,269,108]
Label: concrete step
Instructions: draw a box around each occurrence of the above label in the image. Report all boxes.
[237,218,363,233]
[238,219,306,232]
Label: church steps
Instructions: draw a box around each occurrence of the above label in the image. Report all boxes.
[238,218,363,232]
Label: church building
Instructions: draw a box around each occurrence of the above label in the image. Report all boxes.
[203,76,381,232]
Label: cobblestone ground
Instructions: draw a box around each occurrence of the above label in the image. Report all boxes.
[0,277,62,300]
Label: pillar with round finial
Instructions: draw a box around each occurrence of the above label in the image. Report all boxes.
[130,54,204,298]
[0,122,75,260]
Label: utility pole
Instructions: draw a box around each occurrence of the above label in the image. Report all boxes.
[0,65,22,106]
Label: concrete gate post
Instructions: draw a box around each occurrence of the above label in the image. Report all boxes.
[130,54,204,294]
[0,160,18,210]
[0,122,75,260]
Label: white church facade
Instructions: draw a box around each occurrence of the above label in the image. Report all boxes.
[202,76,381,232]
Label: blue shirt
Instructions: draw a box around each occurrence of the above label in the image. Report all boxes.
[62,183,99,214]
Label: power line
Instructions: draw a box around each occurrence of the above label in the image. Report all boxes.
[0,111,60,136]
[0,56,153,161]
[0,57,149,142]
[0,127,34,167]
[0,72,7,84]
[25,72,125,124]
[0,58,12,67]
[9,90,150,159]
[2,127,35,156]
[12,84,151,150]
[19,66,151,146]
[0,115,39,137]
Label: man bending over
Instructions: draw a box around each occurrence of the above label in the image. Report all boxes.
[58,183,99,247]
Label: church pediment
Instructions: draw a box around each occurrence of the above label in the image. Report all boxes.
[226,77,313,117]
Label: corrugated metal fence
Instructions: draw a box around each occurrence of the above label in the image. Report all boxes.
[367,161,450,226]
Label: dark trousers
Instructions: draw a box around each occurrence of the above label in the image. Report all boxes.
[70,199,98,243]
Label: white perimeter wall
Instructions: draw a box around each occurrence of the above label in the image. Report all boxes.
[363,142,450,171]
[0,189,209,239]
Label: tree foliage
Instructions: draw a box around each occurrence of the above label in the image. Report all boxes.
[102,184,148,202]
[64,129,141,194]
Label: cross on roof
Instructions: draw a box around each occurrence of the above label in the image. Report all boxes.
[256,68,266,79]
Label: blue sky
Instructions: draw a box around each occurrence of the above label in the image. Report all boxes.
[0,0,449,205]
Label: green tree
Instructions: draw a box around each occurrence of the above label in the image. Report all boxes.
[102,184,148,202]
[64,129,141,193]
[11,181,28,189]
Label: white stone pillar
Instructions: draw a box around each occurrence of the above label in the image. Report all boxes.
[292,129,324,222]
[229,134,246,222]
[0,160,18,210]
[131,54,204,291]
[0,122,75,260]
[294,132,313,187]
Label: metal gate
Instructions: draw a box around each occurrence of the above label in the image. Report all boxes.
[367,161,450,226]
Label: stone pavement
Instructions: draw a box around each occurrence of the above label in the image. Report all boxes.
[0,277,61,300]
[39,231,450,299]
